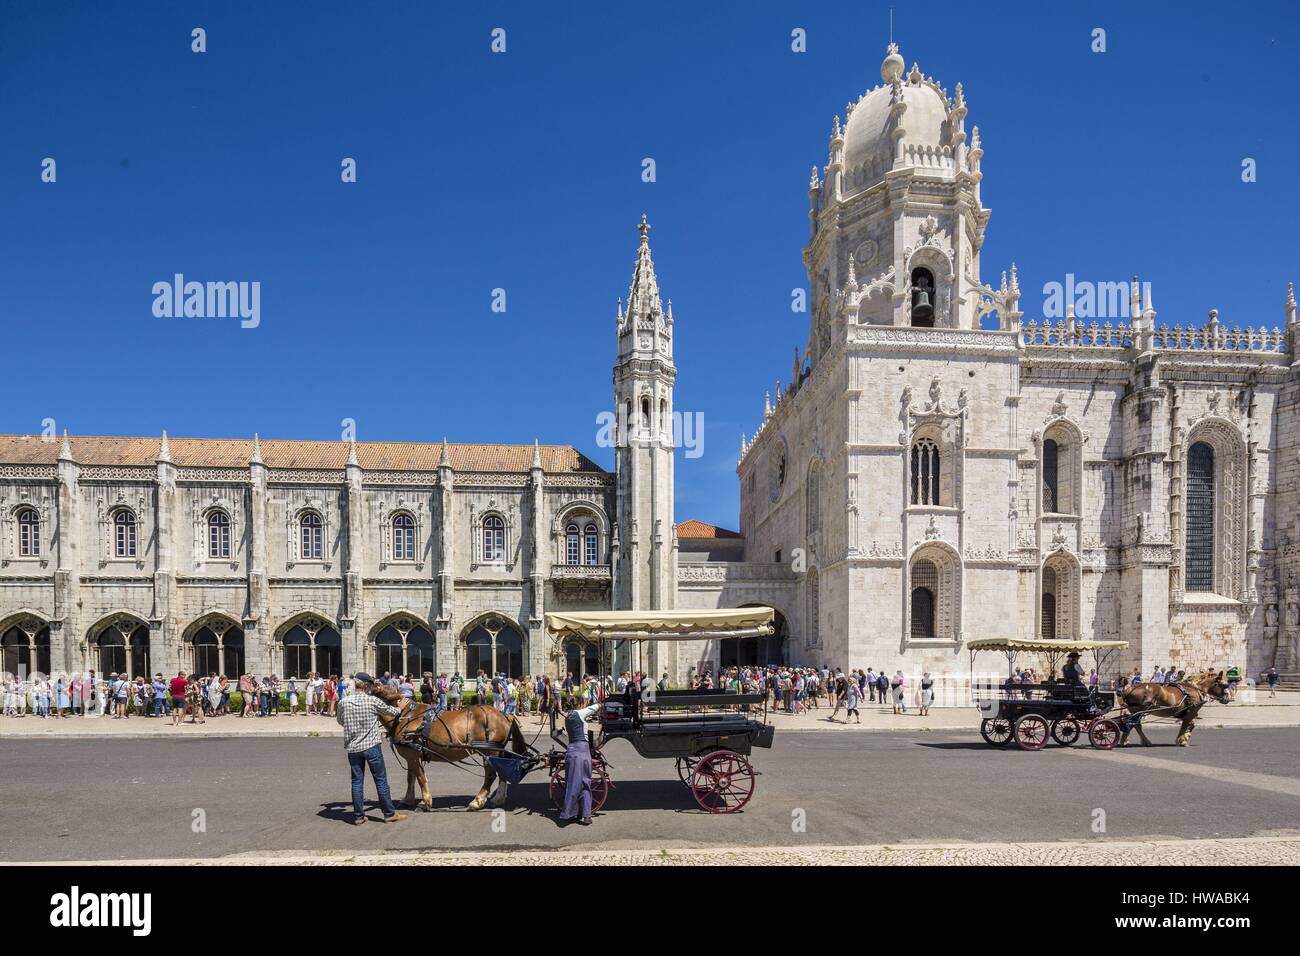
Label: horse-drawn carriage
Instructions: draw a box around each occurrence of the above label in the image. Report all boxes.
[968,638,1128,751]
[385,608,777,814]
[542,608,777,813]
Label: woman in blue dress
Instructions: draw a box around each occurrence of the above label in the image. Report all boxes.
[55,676,71,717]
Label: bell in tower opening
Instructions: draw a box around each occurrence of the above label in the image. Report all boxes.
[910,267,935,327]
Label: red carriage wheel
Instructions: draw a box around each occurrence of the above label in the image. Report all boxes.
[688,750,755,813]
[1087,718,1120,750]
[1012,714,1049,751]
[549,752,611,812]
[1050,718,1081,747]
[979,717,1012,747]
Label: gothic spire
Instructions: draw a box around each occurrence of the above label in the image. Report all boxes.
[625,213,664,326]
[157,430,171,462]
[250,433,263,465]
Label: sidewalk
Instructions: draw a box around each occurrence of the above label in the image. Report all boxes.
[32,836,1300,866]
[3,692,1297,739]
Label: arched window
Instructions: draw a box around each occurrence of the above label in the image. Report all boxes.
[911,439,940,506]
[565,523,581,564]
[1042,439,1059,513]
[207,510,231,559]
[1041,566,1057,639]
[300,511,323,560]
[910,558,938,638]
[17,508,40,557]
[583,524,598,565]
[392,513,415,561]
[113,510,137,558]
[806,461,821,535]
[910,267,935,327]
[641,396,651,431]
[483,515,505,562]
[1186,441,1215,592]
[660,398,668,438]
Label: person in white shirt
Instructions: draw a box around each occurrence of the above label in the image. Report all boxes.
[308,673,325,714]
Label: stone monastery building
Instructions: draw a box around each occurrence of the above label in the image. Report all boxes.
[2,44,1296,683]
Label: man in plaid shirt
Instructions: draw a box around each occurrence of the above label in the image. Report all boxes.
[336,672,408,826]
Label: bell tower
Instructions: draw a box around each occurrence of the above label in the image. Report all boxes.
[802,43,993,369]
[612,215,677,619]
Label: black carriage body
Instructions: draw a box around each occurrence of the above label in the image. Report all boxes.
[989,684,1115,723]
[599,689,775,759]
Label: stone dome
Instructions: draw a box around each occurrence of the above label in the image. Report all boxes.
[840,45,958,190]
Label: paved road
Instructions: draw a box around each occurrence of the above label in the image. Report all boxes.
[2,726,1297,862]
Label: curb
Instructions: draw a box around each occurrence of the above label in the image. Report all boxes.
[22,835,1300,867]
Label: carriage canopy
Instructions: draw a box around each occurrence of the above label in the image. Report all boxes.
[966,638,1128,653]
[544,608,774,642]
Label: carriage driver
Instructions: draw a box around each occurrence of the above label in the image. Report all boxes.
[559,701,600,826]
[1062,652,1085,686]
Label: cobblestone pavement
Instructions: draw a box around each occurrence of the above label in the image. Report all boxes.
[45,837,1300,867]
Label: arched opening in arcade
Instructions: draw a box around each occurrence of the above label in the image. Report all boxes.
[187,617,246,677]
[90,616,149,678]
[371,617,436,678]
[462,616,525,679]
[1,617,51,676]
[279,617,342,679]
[720,606,788,668]
[563,639,601,680]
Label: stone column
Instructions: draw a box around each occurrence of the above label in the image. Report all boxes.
[54,433,80,673]
[436,444,452,660]
[153,433,179,674]
[248,436,270,674]
[344,441,365,673]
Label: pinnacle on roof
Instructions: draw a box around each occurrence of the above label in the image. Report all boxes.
[625,213,664,325]
[250,433,263,464]
[157,430,171,462]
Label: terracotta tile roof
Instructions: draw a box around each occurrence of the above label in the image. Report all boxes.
[0,434,607,474]
[675,519,743,539]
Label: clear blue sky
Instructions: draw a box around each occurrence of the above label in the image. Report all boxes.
[2,0,1295,528]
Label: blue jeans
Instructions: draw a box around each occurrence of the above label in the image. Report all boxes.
[259,693,269,716]
[438,692,447,711]
[347,744,396,821]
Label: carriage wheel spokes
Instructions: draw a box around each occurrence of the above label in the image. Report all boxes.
[1012,714,1049,751]
[1050,718,1081,747]
[688,750,755,813]
[1087,718,1120,750]
[979,717,1013,747]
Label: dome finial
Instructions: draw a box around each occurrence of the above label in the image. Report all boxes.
[882,42,904,83]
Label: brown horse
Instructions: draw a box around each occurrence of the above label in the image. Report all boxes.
[371,685,531,810]
[1118,670,1231,747]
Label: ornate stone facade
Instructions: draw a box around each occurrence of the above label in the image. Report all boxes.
[732,44,1299,679]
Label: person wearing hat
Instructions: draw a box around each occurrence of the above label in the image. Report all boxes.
[559,700,600,826]
[1062,652,1084,686]
[335,672,408,826]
